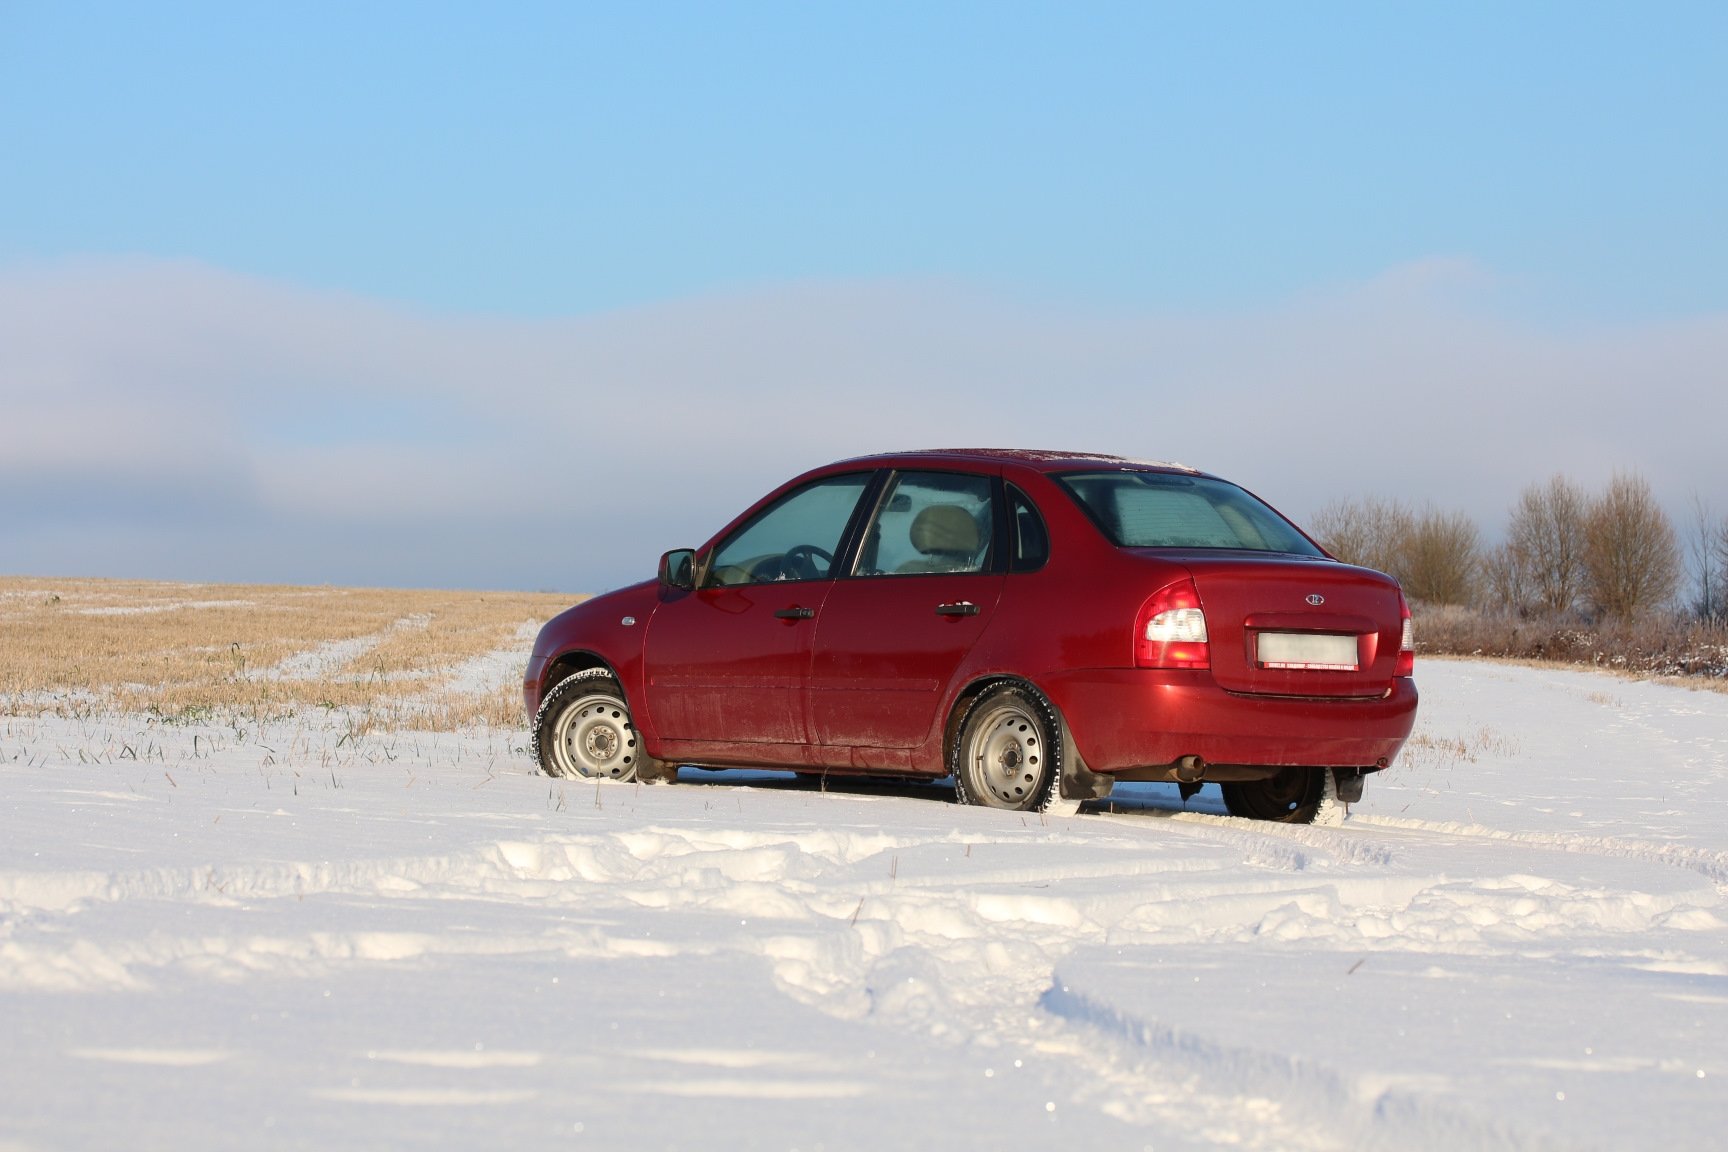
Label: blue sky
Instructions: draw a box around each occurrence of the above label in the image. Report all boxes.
[3,2,1726,590]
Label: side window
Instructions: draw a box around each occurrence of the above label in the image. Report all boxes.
[706,474,871,586]
[854,471,994,576]
[1008,484,1049,572]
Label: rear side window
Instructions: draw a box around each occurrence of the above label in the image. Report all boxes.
[1056,471,1322,556]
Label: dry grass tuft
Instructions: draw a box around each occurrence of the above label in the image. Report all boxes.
[1403,725,1520,764]
[0,577,578,729]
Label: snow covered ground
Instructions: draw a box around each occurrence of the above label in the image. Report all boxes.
[3,659,1725,1150]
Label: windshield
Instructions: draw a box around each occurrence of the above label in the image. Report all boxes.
[1055,471,1324,556]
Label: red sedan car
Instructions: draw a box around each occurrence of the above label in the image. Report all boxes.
[523,450,1416,824]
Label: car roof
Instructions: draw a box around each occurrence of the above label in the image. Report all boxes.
[830,448,1205,475]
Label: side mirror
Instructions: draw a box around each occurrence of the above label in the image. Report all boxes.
[658,548,696,591]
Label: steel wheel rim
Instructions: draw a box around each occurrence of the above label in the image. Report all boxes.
[552,693,637,779]
[968,703,1044,805]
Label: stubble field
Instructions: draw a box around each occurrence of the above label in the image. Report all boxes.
[0,576,573,730]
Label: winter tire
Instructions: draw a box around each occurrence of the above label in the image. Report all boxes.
[531,669,670,782]
[952,684,1061,811]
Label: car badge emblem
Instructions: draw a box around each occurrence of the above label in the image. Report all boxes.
[1305,594,1325,606]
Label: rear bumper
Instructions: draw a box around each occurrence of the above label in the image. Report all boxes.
[1042,668,1419,773]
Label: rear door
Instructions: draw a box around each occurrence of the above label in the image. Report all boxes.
[809,470,1004,749]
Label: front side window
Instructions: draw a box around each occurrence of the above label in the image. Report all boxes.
[706,474,871,585]
[854,471,995,576]
[1056,471,1323,555]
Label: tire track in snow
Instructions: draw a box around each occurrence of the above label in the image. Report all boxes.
[1348,813,1728,888]
[1040,958,1585,1152]
[525,818,1719,1147]
[5,799,1722,1148]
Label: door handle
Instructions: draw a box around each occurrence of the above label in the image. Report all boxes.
[774,606,816,619]
[935,601,980,617]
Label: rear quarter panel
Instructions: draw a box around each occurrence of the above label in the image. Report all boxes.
[974,467,1182,675]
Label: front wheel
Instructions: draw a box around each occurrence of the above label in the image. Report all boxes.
[1220,767,1343,825]
[532,670,670,782]
[951,684,1061,811]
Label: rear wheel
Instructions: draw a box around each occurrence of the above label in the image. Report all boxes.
[532,670,671,782]
[952,685,1060,811]
[1220,767,1343,825]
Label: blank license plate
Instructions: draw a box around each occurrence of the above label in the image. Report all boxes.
[1257,632,1359,671]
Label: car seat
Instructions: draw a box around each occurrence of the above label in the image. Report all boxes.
[897,505,982,573]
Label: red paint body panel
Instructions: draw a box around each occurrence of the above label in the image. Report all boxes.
[1042,669,1417,772]
[523,449,1419,782]
[522,583,658,717]
[809,572,1005,748]
[643,583,827,747]
[1176,553,1405,697]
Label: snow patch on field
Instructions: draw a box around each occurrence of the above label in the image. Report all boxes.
[253,613,432,681]
[73,599,257,616]
[418,619,541,700]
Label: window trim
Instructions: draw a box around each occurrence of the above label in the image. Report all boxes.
[1006,482,1049,573]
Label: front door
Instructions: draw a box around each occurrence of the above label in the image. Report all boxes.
[644,472,872,759]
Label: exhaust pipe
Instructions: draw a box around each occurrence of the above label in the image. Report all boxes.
[1174,755,1206,784]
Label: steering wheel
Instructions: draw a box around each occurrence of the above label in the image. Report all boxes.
[781,544,834,581]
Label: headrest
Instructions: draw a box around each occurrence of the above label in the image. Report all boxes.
[909,505,980,556]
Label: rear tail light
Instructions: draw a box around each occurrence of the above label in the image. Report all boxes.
[1395,592,1415,677]
[1137,579,1210,669]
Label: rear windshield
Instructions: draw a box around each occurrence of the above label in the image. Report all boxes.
[1055,471,1324,556]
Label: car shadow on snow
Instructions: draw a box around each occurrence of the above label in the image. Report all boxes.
[1087,781,1230,818]
[669,767,954,804]
[665,768,1228,817]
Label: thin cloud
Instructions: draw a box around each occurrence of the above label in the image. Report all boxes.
[3,258,1723,591]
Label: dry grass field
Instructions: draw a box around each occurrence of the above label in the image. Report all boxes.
[0,576,577,730]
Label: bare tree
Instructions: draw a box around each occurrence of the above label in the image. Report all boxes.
[1401,506,1480,605]
[1582,471,1681,619]
[1688,492,1723,621]
[1310,497,1413,578]
[1480,540,1531,612]
[1503,475,1589,615]
[1718,514,1728,619]
[1311,497,1477,603]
